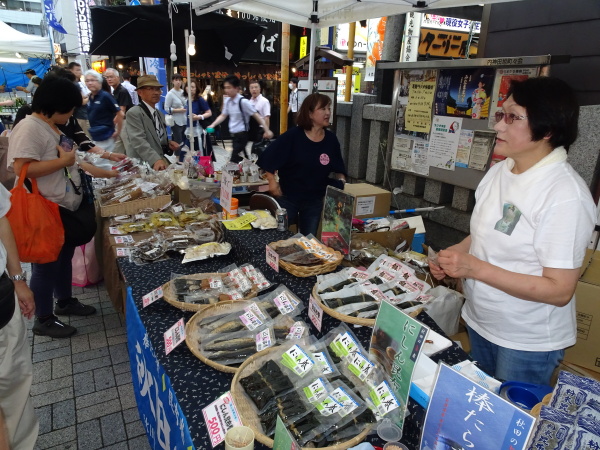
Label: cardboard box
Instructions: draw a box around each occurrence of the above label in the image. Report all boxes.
[97,195,172,217]
[344,183,392,219]
[563,250,600,373]
[351,228,415,251]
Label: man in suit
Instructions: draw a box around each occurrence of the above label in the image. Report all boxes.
[125,75,178,171]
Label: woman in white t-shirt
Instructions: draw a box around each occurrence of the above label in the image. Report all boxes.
[164,73,187,145]
[430,77,597,385]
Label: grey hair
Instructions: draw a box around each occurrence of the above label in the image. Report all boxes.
[105,68,120,78]
[84,70,103,83]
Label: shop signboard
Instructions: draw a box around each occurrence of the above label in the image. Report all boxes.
[126,288,195,450]
[369,300,428,430]
[420,364,535,450]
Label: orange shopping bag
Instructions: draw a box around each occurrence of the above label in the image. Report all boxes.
[6,162,64,263]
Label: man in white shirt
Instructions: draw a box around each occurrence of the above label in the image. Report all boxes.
[287,77,299,128]
[122,72,139,106]
[206,75,273,163]
[15,69,36,94]
[246,79,271,158]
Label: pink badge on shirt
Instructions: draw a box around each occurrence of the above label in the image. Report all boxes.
[320,154,330,165]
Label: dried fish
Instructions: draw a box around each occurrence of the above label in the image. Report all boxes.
[323,293,376,309]
[318,278,357,294]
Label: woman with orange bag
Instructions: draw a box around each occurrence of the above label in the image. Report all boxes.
[7,76,97,338]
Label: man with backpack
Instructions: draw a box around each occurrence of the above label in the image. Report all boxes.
[206,75,273,163]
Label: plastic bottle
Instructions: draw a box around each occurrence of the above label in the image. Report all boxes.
[223,197,239,219]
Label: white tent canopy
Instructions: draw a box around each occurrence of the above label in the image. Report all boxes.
[188,0,521,29]
[0,20,50,55]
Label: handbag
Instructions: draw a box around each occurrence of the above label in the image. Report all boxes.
[6,162,64,264]
[0,273,15,329]
[165,114,175,127]
[71,238,103,287]
[60,168,97,248]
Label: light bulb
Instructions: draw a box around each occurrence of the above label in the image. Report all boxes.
[170,53,177,61]
[187,33,196,55]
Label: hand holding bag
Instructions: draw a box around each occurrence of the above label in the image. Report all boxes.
[6,162,64,263]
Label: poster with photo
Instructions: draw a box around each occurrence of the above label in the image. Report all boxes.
[428,115,462,171]
[320,186,354,255]
[455,129,474,168]
[395,69,437,140]
[488,67,539,129]
[434,68,495,119]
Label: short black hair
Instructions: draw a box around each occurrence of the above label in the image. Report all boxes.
[31,77,82,117]
[31,76,43,85]
[172,73,183,81]
[223,75,241,88]
[45,67,77,82]
[68,62,81,70]
[122,72,132,80]
[290,77,298,85]
[508,77,579,150]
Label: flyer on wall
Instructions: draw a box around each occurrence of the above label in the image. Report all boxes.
[434,68,495,119]
[455,129,474,168]
[488,67,539,129]
[427,116,463,170]
[391,136,414,172]
[394,69,437,141]
[405,81,437,134]
[467,131,497,171]
[412,141,430,176]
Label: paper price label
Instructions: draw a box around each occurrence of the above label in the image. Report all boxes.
[281,344,314,377]
[239,311,263,331]
[228,213,257,230]
[330,387,359,417]
[256,328,273,352]
[142,286,163,308]
[370,380,400,417]
[209,278,223,289]
[274,292,294,315]
[308,295,323,332]
[115,247,131,257]
[266,245,279,272]
[348,352,375,381]
[287,323,305,340]
[244,302,266,321]
[303,378,328,403]
[109,226,123,235]
[164,318,185,355]
[114,235,134,244]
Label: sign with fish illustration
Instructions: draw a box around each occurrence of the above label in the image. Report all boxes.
[320,186,354,255]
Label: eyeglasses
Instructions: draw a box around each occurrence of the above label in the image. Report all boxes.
[495,111,528,124]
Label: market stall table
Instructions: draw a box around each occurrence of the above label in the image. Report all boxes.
[118,228,469,449]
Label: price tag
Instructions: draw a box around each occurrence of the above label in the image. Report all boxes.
[287,322,305,340]
[220,171,233,214]
[244,302,266,321]
[223,213,257,231]
[164,318,185,355]
[303,378,328,403]
[239,311,263,331]
[202,392,242,447]
[370,380,400,417]
[273,292,294,315]
[115,247,131,257]
[142,286,163,308]
[266,245,279,273]
[316,396,343,416]
[256,328,273,352]
[114,235,134,244]
[312,351,334,375]
[308,296,323,332]
[348,352,375,381]
[330,387,359,417]
[109,226,123,235]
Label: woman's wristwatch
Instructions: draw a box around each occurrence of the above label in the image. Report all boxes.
[11,272,27,282]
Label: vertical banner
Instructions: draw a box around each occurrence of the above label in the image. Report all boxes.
[143,57,168,112]
[126,288,195,450]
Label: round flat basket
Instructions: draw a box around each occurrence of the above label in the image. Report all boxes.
[231,348,371,449]
[185,301,251,374]
[312,285,423,327]
[269,239,343,278]
[163,273,258,312]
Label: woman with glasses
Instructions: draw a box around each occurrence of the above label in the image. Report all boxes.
[429,77,596,385]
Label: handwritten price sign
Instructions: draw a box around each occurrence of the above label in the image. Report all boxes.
[266,245,279,272]
[309,295,323,332]
[164,318,185,355]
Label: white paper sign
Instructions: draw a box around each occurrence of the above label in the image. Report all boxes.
[115,247,131,257]
[428,115,462,170]
[164,318,185,355]
[202,391,243,447]
[355,196,375,216]
[309,295,323,332]
[220,171,233,215]
[109,226,123,235]
[142,286,163,308]
[114,235,134,244]
[266,245,279,272]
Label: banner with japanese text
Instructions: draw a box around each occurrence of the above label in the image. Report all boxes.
[126,288,195,450]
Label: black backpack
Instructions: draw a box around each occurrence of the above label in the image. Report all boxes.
[238,98,263,142]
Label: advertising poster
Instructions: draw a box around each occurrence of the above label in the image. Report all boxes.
[394,69,437,140]
[488,67,539,129]
[455,129,474,168]
[412,141,430,176]
[370,301,428,430]
[320,186,355,255]
[428,116,462,170]
[468,131,497,171]
[420,364,535,450]
[434,68,495,119]
[405,81,437,133]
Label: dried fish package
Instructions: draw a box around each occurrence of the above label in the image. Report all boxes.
[316,267,369,294]
[198,301,275,338]
[169,272,225,304]
[320,282,387,311]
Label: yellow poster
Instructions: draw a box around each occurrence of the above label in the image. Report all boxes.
[405,81,436,133]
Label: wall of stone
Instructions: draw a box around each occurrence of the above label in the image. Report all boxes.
[335,98,600,234]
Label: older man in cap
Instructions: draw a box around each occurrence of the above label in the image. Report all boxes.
[16,69,37,94]
[125,75,179,171]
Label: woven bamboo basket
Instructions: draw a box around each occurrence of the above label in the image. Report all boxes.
[312,285,423,327]
[162,273,258,312]
[185,301,251,374]
[268,239,343,278]
[231,347,371,449]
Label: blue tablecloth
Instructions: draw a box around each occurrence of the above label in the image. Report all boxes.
[119,227,468,449]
